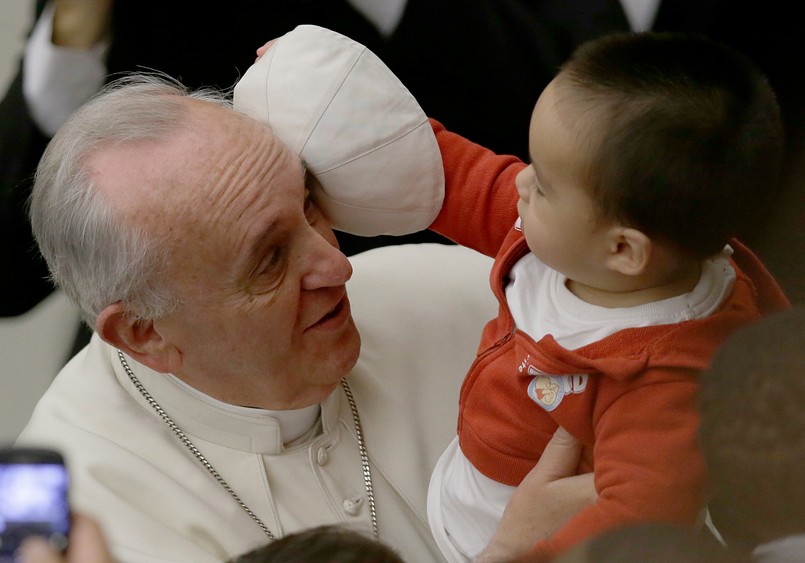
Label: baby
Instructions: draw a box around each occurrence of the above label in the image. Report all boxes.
[426,31,789,561]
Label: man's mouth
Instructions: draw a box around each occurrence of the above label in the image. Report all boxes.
[306,295,348,331]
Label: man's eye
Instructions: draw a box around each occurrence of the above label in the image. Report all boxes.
[259,248,284,278]
[248,247,286,295]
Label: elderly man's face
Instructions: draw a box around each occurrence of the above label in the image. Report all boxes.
[97,100,361,409]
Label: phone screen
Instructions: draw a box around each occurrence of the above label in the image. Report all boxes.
[0,451,70,561]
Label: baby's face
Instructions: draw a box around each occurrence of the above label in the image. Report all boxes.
[515,78,613,289]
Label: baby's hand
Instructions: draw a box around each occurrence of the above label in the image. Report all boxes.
[254,39,277,62]
[476,427,597,563]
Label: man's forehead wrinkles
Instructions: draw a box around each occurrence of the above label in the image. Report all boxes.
[200,125,283,222]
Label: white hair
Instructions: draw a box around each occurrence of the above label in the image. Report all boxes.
[29,73,232,326]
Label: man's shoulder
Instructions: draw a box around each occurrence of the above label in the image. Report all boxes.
[16,335,141,454]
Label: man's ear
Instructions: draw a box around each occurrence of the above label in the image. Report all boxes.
[96,303,181,374]
[605,227,652,277]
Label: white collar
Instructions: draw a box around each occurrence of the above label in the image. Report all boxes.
[110,347,338,455]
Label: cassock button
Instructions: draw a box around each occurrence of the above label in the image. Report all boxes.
[342,496,363,516]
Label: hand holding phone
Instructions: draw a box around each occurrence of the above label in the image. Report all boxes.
[16,514,113,563]
[0,448,70,562]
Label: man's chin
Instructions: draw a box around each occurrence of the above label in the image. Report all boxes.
[314,319,361,379]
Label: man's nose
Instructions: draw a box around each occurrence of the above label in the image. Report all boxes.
[300,231,353,290]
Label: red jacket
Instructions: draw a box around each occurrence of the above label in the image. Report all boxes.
[428,120,790,556]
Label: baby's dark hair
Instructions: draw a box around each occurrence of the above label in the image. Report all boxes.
[229,525,404,563]
[698,307,805,548]
[557,32,783,259]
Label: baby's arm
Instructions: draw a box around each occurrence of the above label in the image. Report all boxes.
[477,427,596,563]
[429,120,523,258]
[524,376,705,559]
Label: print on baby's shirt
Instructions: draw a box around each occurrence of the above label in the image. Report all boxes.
[520,359,588,412]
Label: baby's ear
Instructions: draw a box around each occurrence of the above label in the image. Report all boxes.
[604,227,651,277]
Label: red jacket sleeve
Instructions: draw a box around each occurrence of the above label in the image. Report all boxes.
[428,119,524,258]
[533,374,706,557]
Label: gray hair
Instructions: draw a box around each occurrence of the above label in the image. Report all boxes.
[29,73,232,327]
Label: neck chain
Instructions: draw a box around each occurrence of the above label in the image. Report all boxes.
[116,350,378,541]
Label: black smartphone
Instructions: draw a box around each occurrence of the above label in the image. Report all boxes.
[0,448,70,562]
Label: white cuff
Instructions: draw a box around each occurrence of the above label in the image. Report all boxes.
[346,0,407,37]
[22,2,108,136]
[233,25,444,237]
